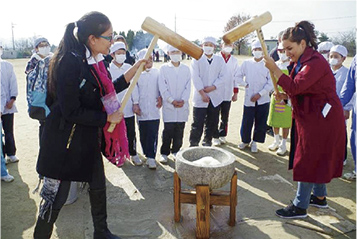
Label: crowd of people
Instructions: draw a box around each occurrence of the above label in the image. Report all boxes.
[0,11,355,238]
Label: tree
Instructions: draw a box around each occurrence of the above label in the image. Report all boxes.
[318,32,330,42]
[223,13,252,55]
[118,31,126,38]
[126,30,135,51]
[331,30,356,56]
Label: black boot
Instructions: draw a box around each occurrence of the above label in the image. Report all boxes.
[33,209,60,239]
[89,188,121,239]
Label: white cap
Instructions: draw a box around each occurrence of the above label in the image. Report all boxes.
[330,45,348,57]
[137,49,147,60]
[202,36,217,45]
[251,39,262,50]
[167,45,179,53]
[110,42,126,54]
[318,41,334,52]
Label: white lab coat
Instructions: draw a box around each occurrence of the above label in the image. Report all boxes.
[191,54,226,108]
[237,58,273,107]
[132,68,161,121]
[109,62,134,117]
[0,59,18,114]
[159,62,191,122]
[217,53,240,101]
[332,65,355,111]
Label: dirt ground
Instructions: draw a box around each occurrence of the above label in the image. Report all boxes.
[1,57,356,239]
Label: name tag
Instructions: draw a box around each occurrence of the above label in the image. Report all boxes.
[322,103,331,118]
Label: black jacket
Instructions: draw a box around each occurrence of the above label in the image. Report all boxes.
[37,51,129,182]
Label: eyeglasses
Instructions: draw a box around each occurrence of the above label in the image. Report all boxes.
[99,34,114,42]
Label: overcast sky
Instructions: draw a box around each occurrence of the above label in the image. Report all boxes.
[1,0,355,48]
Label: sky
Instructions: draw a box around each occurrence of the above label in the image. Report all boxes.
[0,0,356,49]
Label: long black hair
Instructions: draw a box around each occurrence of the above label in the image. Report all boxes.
[48,11,111,99]
[282,20,318,50]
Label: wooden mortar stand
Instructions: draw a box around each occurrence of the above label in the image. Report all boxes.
[174,171,237,239]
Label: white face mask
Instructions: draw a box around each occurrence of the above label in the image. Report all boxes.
[223,47,233,54]
[203,46,214,55]
[115,54,126,64]
[253,50,263,59]
[170,54,181,63]
[278,52,289,62]
[38,46,50,56]
[329,58,339,66]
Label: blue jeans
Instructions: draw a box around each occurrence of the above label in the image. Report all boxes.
[293,182,327,209]
[1,123,9,177]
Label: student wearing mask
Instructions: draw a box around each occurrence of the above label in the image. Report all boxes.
[267,42,292,156]
[237,39,273,153]
[189,36,226,147]
[158,45,191,163]
[109,42,142,166]
[25,37,52,74]
[213,42,239,145]
[317,41,334,61]
[264,21,345,218]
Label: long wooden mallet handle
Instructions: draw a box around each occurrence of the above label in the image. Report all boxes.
[107,35,160,133]
[256,28,279,93]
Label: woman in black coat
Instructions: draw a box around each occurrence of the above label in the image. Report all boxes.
[34,11,145,239]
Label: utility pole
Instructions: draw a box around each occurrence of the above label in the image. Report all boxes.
[11,22,15,50]
[175,14,176,33]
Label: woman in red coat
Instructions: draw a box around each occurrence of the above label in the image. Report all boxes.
[264,21,345,218]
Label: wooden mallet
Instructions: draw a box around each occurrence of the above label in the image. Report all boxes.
[222,11,279,93]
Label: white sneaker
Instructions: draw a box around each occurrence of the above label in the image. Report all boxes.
[6,155,19,164]
[277,144,287,156]
[250,141,258,153]
[219,137,227,144]
[343,171,356,180]
[212,138,221,146]
[1,174,14,182]
[147,158,157,169]
[159,155,168,163]
[131,155,143,166]
[238,142,248,150]
[268,142,280,151]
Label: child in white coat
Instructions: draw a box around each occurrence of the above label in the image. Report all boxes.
[158,45,191,163]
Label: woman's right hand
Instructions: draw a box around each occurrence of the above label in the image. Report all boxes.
[107,110,124,124]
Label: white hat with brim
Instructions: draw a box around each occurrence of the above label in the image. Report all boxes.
[251,40,262,50]
[167,45,180,53]
[202,36,217,45]
[110,42,126,54]
[318,41,334,52]
[330,45,348,57]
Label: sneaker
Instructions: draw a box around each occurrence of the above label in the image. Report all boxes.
[147,158,157,169]
[250,141,258,153]
[172,153,177,160]
[131,155,143,166]
[159,155,168,163]
[275,202,307,219]
[6,155,19,164]
[219,137,227,144]
[342,171,356,180]
[277,144,287,156]
[309,195,328,208]
[202,141,212,147]
[268,142,279,151]
[212,138,221,146]
[238,142,248,150]
[1,174,14,182]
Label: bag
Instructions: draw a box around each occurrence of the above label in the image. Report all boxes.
[26,56,51,120]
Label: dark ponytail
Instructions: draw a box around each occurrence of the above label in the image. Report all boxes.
[48,11,111,99]
[282,20,318,50]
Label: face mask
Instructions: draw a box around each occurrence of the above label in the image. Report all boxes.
[322,53,329,61]
[223,47,233,53]
[115,54,126,64]
[278,52,289,61]
[253,50,263,59]
[170,54,181,63]
[38,46,50,56]
[203,46,214,55]
[329,58,339,66]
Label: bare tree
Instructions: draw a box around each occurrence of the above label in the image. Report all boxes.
[331,30,356,56]
[223,13,252,55]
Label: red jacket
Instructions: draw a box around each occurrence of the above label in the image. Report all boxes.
[278,47,345,183]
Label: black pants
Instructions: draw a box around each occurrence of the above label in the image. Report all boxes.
[240,102,270,144]
[189,102,220,146]
[51,156,106,210]
[1,114,16,156]
[160,122,185,155]
[124,116,137,156]
[218,101,232,137]
[138,120,159,158]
